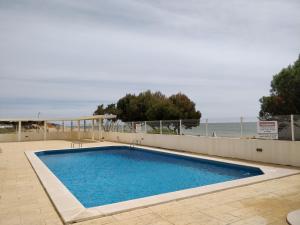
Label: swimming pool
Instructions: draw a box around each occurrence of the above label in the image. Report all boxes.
[36,146,263,208]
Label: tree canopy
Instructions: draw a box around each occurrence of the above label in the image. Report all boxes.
[259,54,300,118]
[94,103,119,116]
[94,91,201,121]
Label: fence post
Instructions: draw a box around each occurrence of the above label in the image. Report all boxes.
[145,121,147,133]
[43,121,47,140]
[62,121,64,133]
[98,118,102,140]
[240,116,243,138]
[160,120,162,134]
[18,121,21,142]
[92,119,95,141]
[179,120,182,135]
[291,114,295,141]
[78,120,80,140]
[205,119,208,137]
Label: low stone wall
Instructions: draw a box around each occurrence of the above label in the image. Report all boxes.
[0,131,76,142]
[103,132,300,167]
[0,133,18,142]
[1,130,299,167]
[0,130,102,142]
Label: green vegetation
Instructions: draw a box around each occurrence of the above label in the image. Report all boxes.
[259,54,300,118]
[94,90,201,121]
[0,128,16,134]
[0,122,16,134]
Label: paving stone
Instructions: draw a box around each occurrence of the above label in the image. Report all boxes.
[0,140,299,225]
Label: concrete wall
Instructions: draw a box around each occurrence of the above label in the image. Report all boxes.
[0,130,103,142]
[103,132,300,167]
[0,131,76,142]
[0,133,18,142]
[1,129,299,167]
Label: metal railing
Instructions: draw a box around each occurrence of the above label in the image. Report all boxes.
[102,115,300,141]
[103,118,250,138]
[1,114,299,141]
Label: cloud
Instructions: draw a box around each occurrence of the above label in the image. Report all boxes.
[0,0,299,119]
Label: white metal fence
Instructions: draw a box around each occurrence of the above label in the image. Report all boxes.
[103,115,300,141]
[103,118,254,138]
[0,114,299,142]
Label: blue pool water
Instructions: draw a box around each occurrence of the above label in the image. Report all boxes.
[36,146,263,208]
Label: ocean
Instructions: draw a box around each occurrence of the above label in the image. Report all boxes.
[182,122,257,138]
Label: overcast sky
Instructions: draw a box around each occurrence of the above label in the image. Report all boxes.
[0,0,299,120]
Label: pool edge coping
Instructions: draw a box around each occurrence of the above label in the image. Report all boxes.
[25,143,300,224]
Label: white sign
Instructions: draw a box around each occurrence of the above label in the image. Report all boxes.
[257,121,278,140]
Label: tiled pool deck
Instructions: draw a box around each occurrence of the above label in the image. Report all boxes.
[1,140,300,225]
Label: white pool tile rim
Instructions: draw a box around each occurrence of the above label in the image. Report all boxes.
[25,143,300,224]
